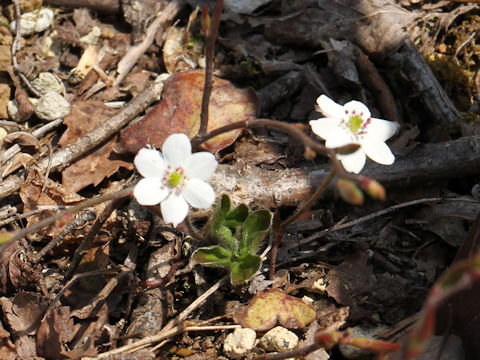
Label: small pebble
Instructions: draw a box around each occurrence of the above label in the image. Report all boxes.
[223,328,256,359]
[34,91,70,121]
[224,0,274,14]
[31,72,63,95]
[259,326,298,352]
[10,8,54,36]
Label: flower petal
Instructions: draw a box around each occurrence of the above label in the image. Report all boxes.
[316,95,345,119]
[361,136,395,165]
[185,152,218,180]
[339,149,366,174]
[161,193,189,227]
[343,100,371,119]
[182,179,216,209]
[134,148,166,178]
[325,129,357,149]
[133,178,168,205]
[309,118,343,140]
[367,118,400,142]
[162,133,192,167]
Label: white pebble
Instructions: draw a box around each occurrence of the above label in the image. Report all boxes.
[223,328,257,359]
[31,72,63,95]
[34,91,70,121]
[259,326,298,352]
[224,0,273,14]
[10,8,54,36]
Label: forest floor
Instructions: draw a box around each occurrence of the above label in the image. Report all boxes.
[0,0,479,359]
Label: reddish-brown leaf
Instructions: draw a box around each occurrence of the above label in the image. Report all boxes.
[117,69,259,154]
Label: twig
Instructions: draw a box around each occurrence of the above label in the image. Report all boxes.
[11,0,22,70]
[269,167,336,279]
[33,210,96,262]
[96,322,240,358]
[253,343,323,360]
[0,81,164,200]
[113,0,184,88]
[6,187,133,246]
[198,0,224,136]
[65,195,129,280]
[281,167,336,228]
[161,275,229,331]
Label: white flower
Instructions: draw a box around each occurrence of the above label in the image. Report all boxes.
[133,134,218,227]
[309,95,399,174]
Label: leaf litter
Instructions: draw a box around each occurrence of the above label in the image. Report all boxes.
[0,0,477,359]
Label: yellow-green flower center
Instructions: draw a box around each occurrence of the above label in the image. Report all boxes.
[348,115,363,133]
[167,171,184,188]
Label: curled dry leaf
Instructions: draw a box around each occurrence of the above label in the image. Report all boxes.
[2,131,40,149]
[117,69,259,154]
[234,288,316,332]
[0,292,46,335]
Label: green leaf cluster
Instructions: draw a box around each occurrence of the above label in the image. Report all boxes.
[191,195,272,285]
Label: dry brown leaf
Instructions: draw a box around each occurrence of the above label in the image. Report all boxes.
[36,306,77,359]
[59,101,132,193]
[117,69,259,154]
[0,292,46,335]
[325,252,376,306]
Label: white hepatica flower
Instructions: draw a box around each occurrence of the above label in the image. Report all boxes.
[133,134,218,227]
[309,95,400,174]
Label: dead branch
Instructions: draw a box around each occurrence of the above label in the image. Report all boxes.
[210,135,480,208]
[44,0,120,14]
[0,82,164,199]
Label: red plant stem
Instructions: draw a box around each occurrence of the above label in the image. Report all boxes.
[198,0,224,136]
[194,118,359,182]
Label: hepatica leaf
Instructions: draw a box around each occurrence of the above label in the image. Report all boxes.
[239,210,272,254]
[230,253,262,286]
[191,245,233,267]
[117,70,259,154]
[234,289,316,332]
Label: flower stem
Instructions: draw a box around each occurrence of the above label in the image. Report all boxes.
[281,166,336,228]
[198,0,224,136]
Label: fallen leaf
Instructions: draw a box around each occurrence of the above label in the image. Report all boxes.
[59,101,132,193]
[117,69,259,154]
[0,292,46,335]
[325,252,376,306]
[234,288,316,331]
[36,306,77,359]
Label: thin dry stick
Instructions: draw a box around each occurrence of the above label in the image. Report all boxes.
[283,197,452,251]
[33,211,96,262]
[198,0,224,136]
[269,167,336,279]
[0,81,163,200]
[7,187,133,245]
[96,323,239,358]
[281,167,336,228]
[65,195,129,280]
[162,274,229,331]
[113,0,184,87]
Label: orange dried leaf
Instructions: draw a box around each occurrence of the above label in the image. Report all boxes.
[117,69,259,154]
[234,288,316,331]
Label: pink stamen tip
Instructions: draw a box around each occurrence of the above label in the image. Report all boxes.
[345,110,349,114]
[352,110,356,114]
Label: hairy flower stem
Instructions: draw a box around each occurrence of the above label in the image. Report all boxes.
[281,167,336,228]
[198,0,224,136]
[194,118,359,182]
[269,167,336,280]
